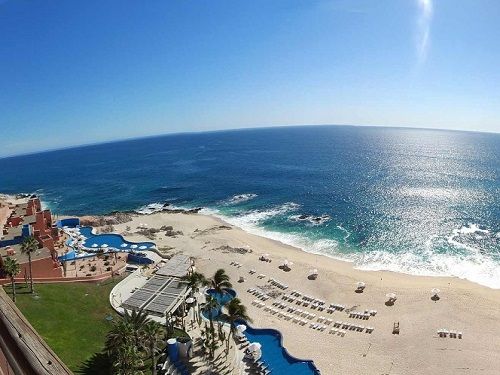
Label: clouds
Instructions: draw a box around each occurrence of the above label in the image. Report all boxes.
[416,0,433,64]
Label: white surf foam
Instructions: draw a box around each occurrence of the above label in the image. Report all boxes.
[135,202,186,215]
[207,208,500,289]
[355,247,500,289]
[201,203,341,259]
[224,193,258,205]
[289,213,331,226]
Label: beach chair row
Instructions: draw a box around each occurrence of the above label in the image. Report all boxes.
[333,321,374,333]
[302,295,326,305]
[329,328,347,337]
[317,316,334,325]
[268,277,288,290]
[293,308,317,320]
[282,294,297,303]
[348,310,376,320]
[247,288,270,301]
[251,300,266,308]
[309,322,328,331]
[230,261,242,268]
[437,329,463,339]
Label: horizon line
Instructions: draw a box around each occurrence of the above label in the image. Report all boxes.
[1,123,498,160]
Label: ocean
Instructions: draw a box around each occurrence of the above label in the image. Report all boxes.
[1,125,499,288]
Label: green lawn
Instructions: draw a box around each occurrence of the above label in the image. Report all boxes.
[4,277,124,373]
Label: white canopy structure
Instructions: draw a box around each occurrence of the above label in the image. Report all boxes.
[386,292,397,300]
[248,342,261,352]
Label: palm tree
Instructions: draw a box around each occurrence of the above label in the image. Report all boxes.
[201,296,220,359]
[182,271,208,325]
[20,236,38,293]
[113,342,144,375]
[123,308,149,347]
[220,298,252,352]
[105,314,146,375]
[210,269,232,294]
[2,257,20,302]
[142,321,164,375]
[182,271,208,295]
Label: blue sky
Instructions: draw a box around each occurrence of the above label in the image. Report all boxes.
[1,0,499,156]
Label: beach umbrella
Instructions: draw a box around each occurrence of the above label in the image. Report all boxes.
[91,244,98,248]
[139,245,147,250]
[101,244,109,248]
[310,268,318,275]
[283,259,289,266]
[236,324,247,333]
[386,292,397,300]
[121,243,128,248]
[130,244,138,249]
[431,288,440,296]
[356,281,366,289]
[248,342,261,352]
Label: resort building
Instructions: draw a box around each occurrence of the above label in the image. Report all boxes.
[0,196,64,280]
[122,254,192,318]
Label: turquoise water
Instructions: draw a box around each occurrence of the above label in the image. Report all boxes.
[0,126,498,287]
[204,288,237,318]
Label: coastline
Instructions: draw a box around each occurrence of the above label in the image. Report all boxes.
[109,209,499,375]
[3,193,500,373]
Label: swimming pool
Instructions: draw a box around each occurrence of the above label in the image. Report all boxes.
[242,323,321,375]
[79,227,155,250]
[59,226,156,261]
[204,288,237,318]
[202,289,320,374]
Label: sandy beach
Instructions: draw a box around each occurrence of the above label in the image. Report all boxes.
[107,211,500,375]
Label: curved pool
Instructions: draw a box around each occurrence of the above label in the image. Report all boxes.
[79,227,155,250]
[202,289,320,374]
[59,226,156,261]
[242,323,321,375]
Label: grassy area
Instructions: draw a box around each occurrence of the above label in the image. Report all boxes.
[4,277,124,373]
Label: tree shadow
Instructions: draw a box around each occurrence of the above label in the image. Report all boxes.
[76,352,113,375]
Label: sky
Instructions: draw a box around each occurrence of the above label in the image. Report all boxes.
[1,0,499,157]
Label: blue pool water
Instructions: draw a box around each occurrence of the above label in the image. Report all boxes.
[203,289,319,374]
[79,227,156,250]
[243,325,320,375]
[204,288,237,318]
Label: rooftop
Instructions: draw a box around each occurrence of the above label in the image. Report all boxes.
[155,254,191,278]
